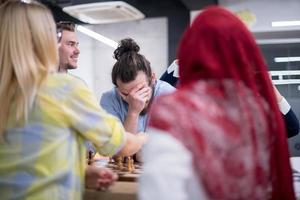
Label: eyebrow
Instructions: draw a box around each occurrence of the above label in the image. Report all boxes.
[66,40,79,44]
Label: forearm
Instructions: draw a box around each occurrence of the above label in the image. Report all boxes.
[124,111,139,133]
[284,109,299,138]
[116,132,146,156]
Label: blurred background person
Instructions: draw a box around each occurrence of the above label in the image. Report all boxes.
[161,60,299,138]
[139,6,295,200]
[160,59,179,88]
[273,84,299,138]
[0,1,145,199]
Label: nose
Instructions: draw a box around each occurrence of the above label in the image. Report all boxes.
[74,46,80,54]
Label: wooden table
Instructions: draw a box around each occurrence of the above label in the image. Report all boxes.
[84,181,137,200]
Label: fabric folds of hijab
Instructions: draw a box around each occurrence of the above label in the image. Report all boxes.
[148,6,295,200]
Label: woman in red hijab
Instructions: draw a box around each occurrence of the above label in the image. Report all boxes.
[139,6,295,200]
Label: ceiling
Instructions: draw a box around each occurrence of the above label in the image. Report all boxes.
[41,0,300,71]
[40,0,218,62]
[40,0,217,23]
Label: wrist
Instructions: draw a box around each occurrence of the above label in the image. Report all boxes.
[127,110,140,117]
[138,133,148,147]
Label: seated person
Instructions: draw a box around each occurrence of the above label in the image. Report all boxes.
[0,2,145,199]
[160,59,179,87]
[161,60,299,138]
[100,38,175,135]
[55,21,101,169]
[56,21,80,73]
[139,6,295,200]
[273,85,299,138]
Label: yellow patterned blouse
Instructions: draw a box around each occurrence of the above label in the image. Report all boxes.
[0,73,125,200]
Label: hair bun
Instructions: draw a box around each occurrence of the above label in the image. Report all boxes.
[113,38,140,60]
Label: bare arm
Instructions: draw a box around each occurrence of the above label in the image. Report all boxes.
[116,132,147,156]
[85,165,118,190]
[123,111,140,133]
[273,84,283,103]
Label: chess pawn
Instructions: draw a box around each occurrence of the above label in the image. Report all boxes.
[87,151,94,165]
[126,156,134,172]
[130,157,135,171]
[115,156,124,170]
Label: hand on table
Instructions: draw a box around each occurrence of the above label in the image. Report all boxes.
[85,165,118,191]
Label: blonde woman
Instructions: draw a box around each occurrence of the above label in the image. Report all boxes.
[0,1,145,199]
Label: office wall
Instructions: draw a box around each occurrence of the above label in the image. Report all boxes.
[219,0,300,32]
[70,17,168,100]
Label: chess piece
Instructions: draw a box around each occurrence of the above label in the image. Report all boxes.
[115,156,124,171]
[87,151,94,165]
[126,156,135,172]
[130,157,135,171]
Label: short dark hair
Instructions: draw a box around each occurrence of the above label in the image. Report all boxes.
[56,21,75,42]
[112,38,152,86]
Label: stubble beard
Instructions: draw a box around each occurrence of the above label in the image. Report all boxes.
[67,63,77,70]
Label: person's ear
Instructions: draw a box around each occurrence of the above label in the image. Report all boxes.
[150,73,156,84]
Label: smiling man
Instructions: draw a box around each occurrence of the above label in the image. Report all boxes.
[56,21,80,73]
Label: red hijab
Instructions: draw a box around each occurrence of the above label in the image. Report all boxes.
[149,6,294,200]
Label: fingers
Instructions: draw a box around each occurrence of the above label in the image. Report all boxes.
[118,84,150,102]
[120,82,152,114]
[85,166,118,190]
[96,169,118,191]
[132,85,151,101]
[131,82,147,93]
[135,86,150,96]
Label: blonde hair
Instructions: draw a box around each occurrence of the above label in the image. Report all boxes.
[0,0,58,137]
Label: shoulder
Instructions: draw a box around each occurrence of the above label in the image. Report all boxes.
[68,73,89,86]
[154,80,176,95]
[100,88,118,101]
[100,88,122,108]
[44,73,86,88]
[156,79,176,88]
[160,71,179,87]
[39,73,93,103]
[149,84,210,126]
[150,90,182,119]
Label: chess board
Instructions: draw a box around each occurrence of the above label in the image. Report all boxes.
[92,157,142,182]
[106,162,142,182]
